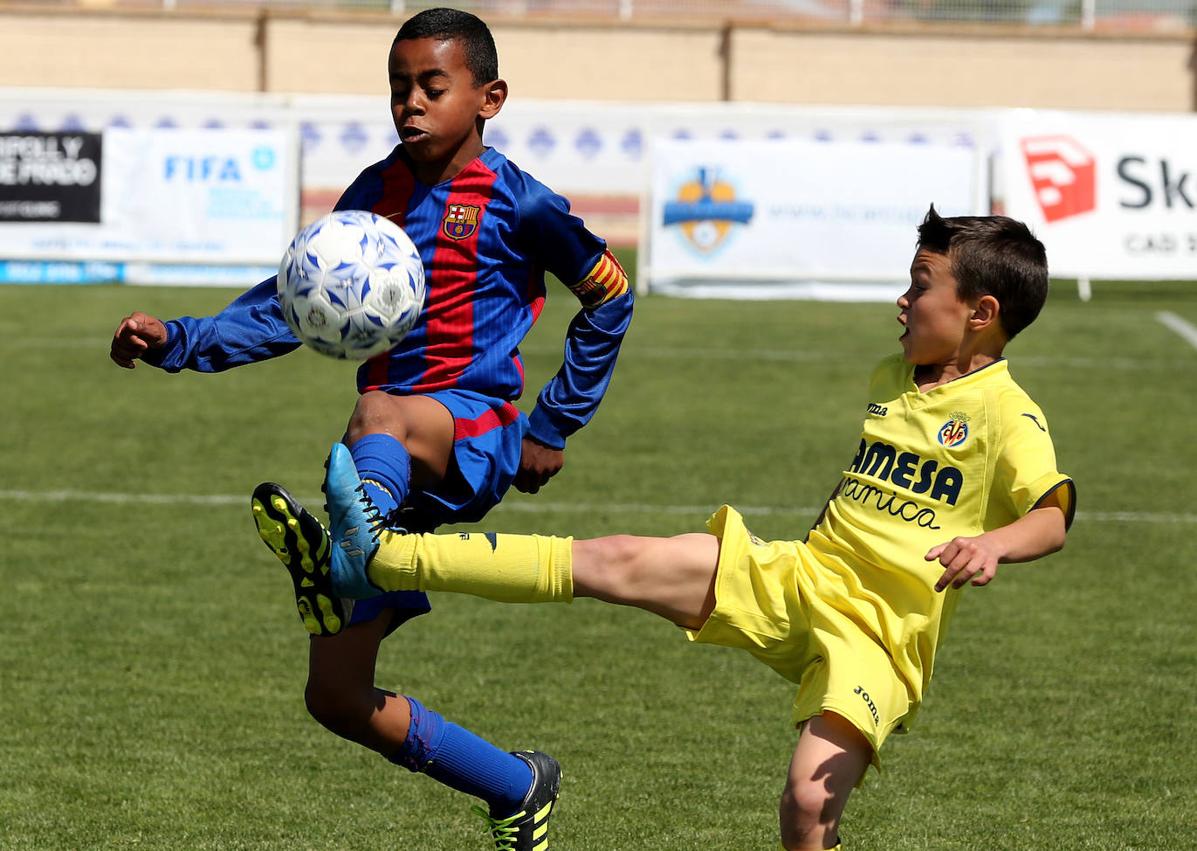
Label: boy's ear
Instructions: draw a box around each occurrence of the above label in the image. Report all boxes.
[479,78,508,120]
[969,294,1001,332]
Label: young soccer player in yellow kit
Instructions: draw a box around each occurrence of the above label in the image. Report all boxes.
[262,207,1075,850]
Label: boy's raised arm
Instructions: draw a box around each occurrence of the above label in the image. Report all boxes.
[115,276,302,374]
[518,185,635,452]
[527,279,633,448]
[928,489,1069,592]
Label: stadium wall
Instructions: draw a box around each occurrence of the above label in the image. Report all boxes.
[0,6,1192,111]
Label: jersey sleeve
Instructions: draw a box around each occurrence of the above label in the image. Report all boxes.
[141,276,301,373]
[332,166,375,212]
[989,392,1076,530]
[518,182,635,449]
[142,158,394,374]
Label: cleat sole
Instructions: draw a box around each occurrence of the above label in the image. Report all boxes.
[251,482,345,637]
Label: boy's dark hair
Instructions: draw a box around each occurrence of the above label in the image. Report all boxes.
[916,205,1049,340]
[394,8,498,85]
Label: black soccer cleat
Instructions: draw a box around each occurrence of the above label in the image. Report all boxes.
[473,751,563,851]
[250,481,349,636]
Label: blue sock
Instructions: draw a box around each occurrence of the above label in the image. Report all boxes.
[348,433,411,520]
[390,697,534,816]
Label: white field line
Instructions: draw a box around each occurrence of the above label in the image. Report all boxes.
[0,488,1192,525]
[1156,311,1197,351]
[7,338,1182,370]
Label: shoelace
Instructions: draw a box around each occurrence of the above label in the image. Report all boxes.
[470,805,525,851]
[353,482,386,540]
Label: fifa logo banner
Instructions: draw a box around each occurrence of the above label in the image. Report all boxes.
[645,138,982,300]
[0,132,102,223]
[999,112,1197,280]
[0,127,298,285]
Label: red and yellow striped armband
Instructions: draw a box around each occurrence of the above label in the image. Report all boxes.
[567,249,629,309]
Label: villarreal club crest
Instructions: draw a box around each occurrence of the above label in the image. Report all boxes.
[937,412,971,448]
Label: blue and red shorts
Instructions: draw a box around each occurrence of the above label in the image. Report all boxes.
[348,389,528,635]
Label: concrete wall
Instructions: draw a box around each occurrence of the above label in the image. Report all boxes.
[0,9,262,91]
[263,15,727,100]
[730,26,1196,111]
[0,6,1192,111]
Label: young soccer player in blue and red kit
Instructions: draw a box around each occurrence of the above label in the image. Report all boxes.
[109,9,631,849]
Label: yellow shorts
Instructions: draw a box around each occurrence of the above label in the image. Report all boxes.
[686,506,914,763]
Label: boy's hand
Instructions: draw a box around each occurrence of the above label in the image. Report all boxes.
[927,534,1002,592]
[514,437,564,494]
[928,502,1069,592]
[111,312,168,369]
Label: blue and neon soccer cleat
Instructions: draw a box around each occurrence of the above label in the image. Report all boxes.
[324,442,386,600]
[473,751,562,851]
[250,481,348,636]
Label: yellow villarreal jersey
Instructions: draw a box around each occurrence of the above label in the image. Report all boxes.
[806,355,1075,702]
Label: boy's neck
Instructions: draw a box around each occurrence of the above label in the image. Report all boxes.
[406,136,487,185]
[913,345,1005,392]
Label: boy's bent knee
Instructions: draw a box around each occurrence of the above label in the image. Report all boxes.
[574,535,647,593]
[345,391,406,443]
[779,781,840,850]
[573,534,718,629]
[343,393,455,478]
[304,679,376,736]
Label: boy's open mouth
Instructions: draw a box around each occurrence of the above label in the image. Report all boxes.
[400,126,429,143]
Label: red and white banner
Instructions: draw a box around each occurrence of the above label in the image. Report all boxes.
[999,111,1197,280]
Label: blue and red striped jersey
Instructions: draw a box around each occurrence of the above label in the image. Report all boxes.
[145,145,634,449]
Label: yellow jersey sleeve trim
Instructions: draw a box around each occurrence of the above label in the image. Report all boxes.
[1033,477,1077,530]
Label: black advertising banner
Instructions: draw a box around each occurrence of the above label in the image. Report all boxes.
[0,132,102,223]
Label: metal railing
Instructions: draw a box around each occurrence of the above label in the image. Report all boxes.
[10,0,1196,30]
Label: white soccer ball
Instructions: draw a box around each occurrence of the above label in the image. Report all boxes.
[277,210,426,360]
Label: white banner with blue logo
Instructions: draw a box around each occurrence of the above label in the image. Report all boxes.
[644,138,983,300]
[0,126,297,284]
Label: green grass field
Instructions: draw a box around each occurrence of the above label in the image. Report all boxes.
[2,274,1196,850]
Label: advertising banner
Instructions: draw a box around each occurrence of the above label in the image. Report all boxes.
[289,95,995,199]
[644,138,983,299]
[0,127,297,284]
[0,132,102,223]
[1,86,994,197]
[999,111,1197,280]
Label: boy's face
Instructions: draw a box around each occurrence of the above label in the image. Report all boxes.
[388,37,501,174]
[896,249,975,365]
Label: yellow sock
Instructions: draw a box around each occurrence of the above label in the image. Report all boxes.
[366,530,574,604]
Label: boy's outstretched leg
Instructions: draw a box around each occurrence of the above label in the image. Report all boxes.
[322,439,721,629]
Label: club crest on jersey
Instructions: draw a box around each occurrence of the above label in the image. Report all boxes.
[442,204,480,240]
[937,412,971,448]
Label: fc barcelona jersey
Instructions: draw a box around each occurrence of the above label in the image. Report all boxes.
[144,146,634,449]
